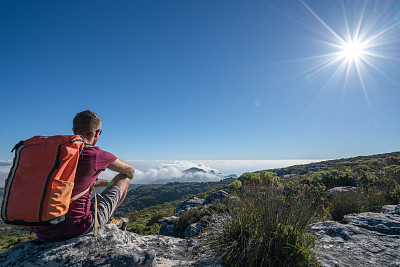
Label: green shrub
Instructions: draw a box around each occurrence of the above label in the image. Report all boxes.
[259,171,280,185]
[227,180,242,191]
[242,172,261,185]
[329,190,363,221]
[387,183,400,204]
[316,170,357,189]
[328,187,387,222]
[214,186,320,267]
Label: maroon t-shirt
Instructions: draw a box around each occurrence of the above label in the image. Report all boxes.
[31,146,117,241]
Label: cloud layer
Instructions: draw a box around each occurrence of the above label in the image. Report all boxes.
[99,161,224,184]
[0,159,323,186]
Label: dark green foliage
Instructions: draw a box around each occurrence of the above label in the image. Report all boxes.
[328,187,386,221]
[387,183,400,204]
[329,190,363,221]
[310,170,357,189]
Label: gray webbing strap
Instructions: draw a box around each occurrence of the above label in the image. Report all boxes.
[70,187,91,201]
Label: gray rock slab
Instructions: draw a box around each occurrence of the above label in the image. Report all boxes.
[325,186,357,195]
[158,216,179,223]
[309,204,400,267]
[0,224,222,267]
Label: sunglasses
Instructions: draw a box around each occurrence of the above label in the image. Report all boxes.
[96,129,102,135]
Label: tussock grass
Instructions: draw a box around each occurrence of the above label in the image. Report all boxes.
[329,187,386,221]
[214,184,321,267]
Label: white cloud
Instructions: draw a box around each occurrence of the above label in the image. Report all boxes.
[98,160,223,184]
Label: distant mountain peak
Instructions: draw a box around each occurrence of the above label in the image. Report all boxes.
[183,167,222,176]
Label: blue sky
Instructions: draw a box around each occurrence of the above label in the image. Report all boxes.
[1,0,399,161]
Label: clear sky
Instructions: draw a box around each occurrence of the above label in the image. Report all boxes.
[1,0,399,161]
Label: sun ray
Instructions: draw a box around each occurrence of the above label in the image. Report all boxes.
[362,22,400,45]
[354,1,367,42]
[360,56,399,86]
[300,0,346,45]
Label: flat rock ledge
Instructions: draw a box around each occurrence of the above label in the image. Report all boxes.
[0,224,223,267]
[309,204,400,267]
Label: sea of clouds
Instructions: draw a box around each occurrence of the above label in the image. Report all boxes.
[0,159,323,186]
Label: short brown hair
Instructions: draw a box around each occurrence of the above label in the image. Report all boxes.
[73,110,101,136]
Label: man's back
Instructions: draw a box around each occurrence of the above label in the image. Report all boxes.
[31,146,116,241]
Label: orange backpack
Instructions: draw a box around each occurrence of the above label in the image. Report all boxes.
[1,135,88,227]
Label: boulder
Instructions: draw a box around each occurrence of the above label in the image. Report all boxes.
[204,190,228,205]
[174,197,205,215]
[309,204,400,267]
[325,186,357,196]
[159,223,175,237]
[184,223,205,238]
[158,216,179,223]
[0,224,222,266]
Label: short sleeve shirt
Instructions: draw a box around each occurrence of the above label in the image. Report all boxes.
[31,146,117,241]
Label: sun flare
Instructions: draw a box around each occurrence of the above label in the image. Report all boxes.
[340,39,366,63]
[298,0,400,111]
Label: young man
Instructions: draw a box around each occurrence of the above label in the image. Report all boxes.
[30,110,134,241]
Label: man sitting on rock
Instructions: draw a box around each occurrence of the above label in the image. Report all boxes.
[31,110,135,242]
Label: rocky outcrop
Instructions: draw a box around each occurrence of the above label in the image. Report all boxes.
[160,191,229,238]
[0,224,222,267]
[204,190,229,205]
[174,197,205,215]
[184,223,205,238]
[158,216,179,236]
[325,186,357,196]
[309,204,400,267]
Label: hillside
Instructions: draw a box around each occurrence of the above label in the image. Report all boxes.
[116,178,234,214]
[264,151,400,178]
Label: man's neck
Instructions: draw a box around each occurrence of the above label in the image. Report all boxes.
[79,135,95,146]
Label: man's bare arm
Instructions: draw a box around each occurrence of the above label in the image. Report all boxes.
[107,158,135,179]
[94,179,110,187]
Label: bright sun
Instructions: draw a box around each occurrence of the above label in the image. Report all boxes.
[340,39,366,63]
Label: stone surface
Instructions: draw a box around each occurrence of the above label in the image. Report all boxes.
[159,223,175,237]
[204,190,228,205]
[0,224,223,267]
[325,186,357,195]
[174,197,205,215]
[309,204,400,267]
[184,223,205,238]
[158,216,179,223]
